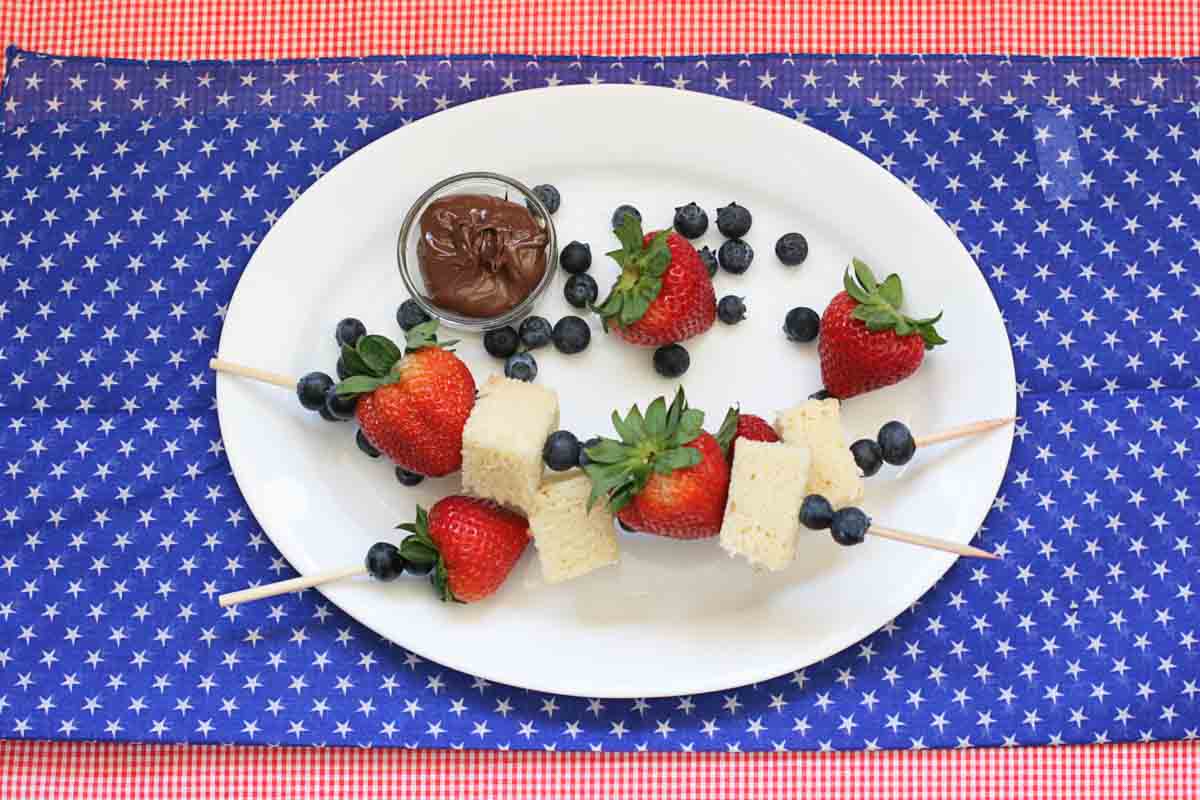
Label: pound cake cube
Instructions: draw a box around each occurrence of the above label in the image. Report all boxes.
[775,398,864,508]
[528,473,619,583]
[461,375,559,512]
[719,440,811,571]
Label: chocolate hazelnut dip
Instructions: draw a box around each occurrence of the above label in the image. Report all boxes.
[416,193,550,318]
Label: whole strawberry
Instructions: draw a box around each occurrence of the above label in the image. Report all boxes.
[819,260,946,399]
[714,407,780,462]
[397,496,529,602]
[594,215,716,346]
[336,321,475,477]
[582,389,730,539]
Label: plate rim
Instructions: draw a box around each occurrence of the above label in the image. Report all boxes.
[216,83,1016,697]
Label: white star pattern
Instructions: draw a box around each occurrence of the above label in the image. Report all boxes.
[0,50,1197,752]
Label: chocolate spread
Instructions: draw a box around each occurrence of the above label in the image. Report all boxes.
[416,193,550,318]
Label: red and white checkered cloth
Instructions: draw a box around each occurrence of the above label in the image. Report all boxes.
[0,0,1198,66]
[1,2,1198,798]
[0,740,1198,799]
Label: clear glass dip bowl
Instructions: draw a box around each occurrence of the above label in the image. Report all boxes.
[397,172,558,332]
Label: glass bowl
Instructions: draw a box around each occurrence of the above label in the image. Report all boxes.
[397,172,558,332]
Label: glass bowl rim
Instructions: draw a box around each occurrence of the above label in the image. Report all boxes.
[396,171,559,332]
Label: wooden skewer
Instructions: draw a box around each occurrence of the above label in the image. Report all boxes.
[219,565,367,608]
[914,417,1015,449]
[868,524,998,559]
[209,357,296,390]
[220,521,998,608]
[211,355,1016,451]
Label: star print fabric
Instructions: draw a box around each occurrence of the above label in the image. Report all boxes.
[0,48,1197,752]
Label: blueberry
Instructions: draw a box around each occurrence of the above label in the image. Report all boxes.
[877,421,916,466]
[505,352,538,382]
[775,233,809,266]
[809,388,834,401]
[653,344,690,378]
[335,317,366,348]
[318,404,340,422]
[784,307,820,342]
[698,246,719,278]
[718,239,754,274]
[611,204,641,230]
[336,355,353,380]
[483,326,520,359]
[717,295,747,325]
[396,299,431,331]
[799,494,834,530]
[365,542,406,581]
[296,371,334,411]
[831,507,871,546]
[355,429,381,458]
[530,183,561,215]
[563,274,598,309]
[560,241,592,274]
[673,202,708,239]
[715,202,752,238]
[519,316,553,349]
[543,430,581,471]
[578,436,602,467]
[395,466,425,487]
[850,438,883,477]
[552,316,591,354]
[324,387,358,421]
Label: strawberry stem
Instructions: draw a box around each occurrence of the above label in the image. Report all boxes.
[845,259,946,350]
[714,406,740,455]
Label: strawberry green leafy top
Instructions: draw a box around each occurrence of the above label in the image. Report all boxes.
[335,320,458,396]
[845,259,946,350]
[395,506,456,602]
[581,388,705,512]
[593,214,672,330]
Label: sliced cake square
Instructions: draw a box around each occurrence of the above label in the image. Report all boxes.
[461,375,559,513]
[775,398,864,508]
[528,473,619,583]
[719,439,811,571]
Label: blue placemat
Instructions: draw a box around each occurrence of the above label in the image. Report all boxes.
[0,47,1197,751]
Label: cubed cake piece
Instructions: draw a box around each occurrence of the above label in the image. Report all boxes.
[528,473,619,583]
[719,440,811,571]
[775,398,864,508]
[461,375,559,512]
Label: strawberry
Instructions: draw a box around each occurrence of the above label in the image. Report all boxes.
[582,389,730,540]
[397,496,529,603]
[594,215,716,346]
[818,259,946,399]
[336,321,475,477]
[714,407,780,462]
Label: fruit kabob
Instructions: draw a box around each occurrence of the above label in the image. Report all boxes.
[713,394,1010,563]
[219,385,998,609]
[221,496,532,607]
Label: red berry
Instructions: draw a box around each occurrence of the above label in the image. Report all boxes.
[425,497,529,603]
[817,261,945,399]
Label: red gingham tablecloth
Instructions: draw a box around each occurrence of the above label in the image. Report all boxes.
[0,2,1198,798]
